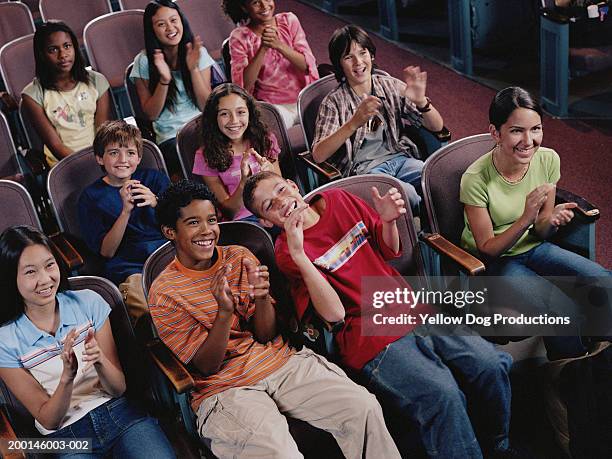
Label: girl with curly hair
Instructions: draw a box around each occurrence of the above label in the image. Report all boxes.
[193,83,281,221]
[223,0,318,128]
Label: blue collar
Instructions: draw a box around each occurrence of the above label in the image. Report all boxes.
[16,292,79,345]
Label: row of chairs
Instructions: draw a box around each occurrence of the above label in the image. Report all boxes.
[0,123,601,456]
[0,0,234,54]
[0,0,235,144]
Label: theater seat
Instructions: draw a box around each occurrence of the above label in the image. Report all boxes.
[140,221,343,458]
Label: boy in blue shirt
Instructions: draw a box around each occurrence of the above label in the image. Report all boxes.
[78,120,170,321]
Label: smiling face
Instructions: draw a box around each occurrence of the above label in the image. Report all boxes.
[243,0,275,25]
[163,199,220,270]
[44,31,75,75]
[250,175,304,227]
[17,244,60,312]
[217,93,249,144]
[340,40,373,89]
[491,107,543,165]
[152,6,183,47]
[96,141,142,186]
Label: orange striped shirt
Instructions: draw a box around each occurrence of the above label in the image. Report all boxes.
[148,245,294,411]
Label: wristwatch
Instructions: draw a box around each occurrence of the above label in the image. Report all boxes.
[416,97,432,113]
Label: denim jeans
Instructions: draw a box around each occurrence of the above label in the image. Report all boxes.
[368,155,424,212]
[47,397,175,458]
[486,242,612,360]
[362,331,512,459]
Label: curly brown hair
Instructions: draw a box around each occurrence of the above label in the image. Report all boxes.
[199,83,273,172]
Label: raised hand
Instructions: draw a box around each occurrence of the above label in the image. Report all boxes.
[61,329,79,382]
[240,151,253,182]
[550,202,577,227]
[284,204,309,257]
[243,258,270,300]
[212,264,236,317]
[261,26,281,50]
[129,182,158,208]
[350,94,382,130]
[402,66,427,107]
[81,327,102,373]
[153,49,172,85]
[249,148,274,173]
[371,186,406,223]
[522,183,553,225]
[186,36,203,71]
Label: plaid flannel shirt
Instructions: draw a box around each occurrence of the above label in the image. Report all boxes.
[313,73,423,176]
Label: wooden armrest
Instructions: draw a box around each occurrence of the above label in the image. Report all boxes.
[146,339,194,394]
[0,406,25,459]
[422,233,485,275]
[555,188,600,221]
[431,126,451,143]
[298,151,342,181]
[49,233,84,271]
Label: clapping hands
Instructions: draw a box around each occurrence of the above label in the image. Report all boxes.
[371,186,406,223]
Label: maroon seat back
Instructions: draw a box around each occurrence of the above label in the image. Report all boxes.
[0,2,35,51]
[39,0,112,46]
[175,0,235,61]
[422,133,496,245]
[84,10,145,89]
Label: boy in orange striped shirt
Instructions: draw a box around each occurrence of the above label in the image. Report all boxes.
[148,180,400,459]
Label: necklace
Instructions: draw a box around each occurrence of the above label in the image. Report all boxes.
[491,147,529,184]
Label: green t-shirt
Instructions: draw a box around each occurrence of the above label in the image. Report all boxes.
[459,146,561,257]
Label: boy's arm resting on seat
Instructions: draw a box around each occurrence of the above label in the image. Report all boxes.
[190,264,235,376]
[284,206,345,323]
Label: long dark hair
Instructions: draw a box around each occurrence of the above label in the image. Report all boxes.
[200,83,272,172]
[33,21,90,90]
[489,87,543,130]
[0,226,69,326]
[143,0,198,112]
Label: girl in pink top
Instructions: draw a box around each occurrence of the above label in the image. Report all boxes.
[223,0,319,127]
[193,83,281,221]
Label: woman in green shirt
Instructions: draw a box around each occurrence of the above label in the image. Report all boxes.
[460,87,610,360]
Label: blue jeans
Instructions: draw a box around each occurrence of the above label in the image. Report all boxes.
[486,242,612,360]
[362,331,512,459]
[47,397,175,458]
[368,155,424,212]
